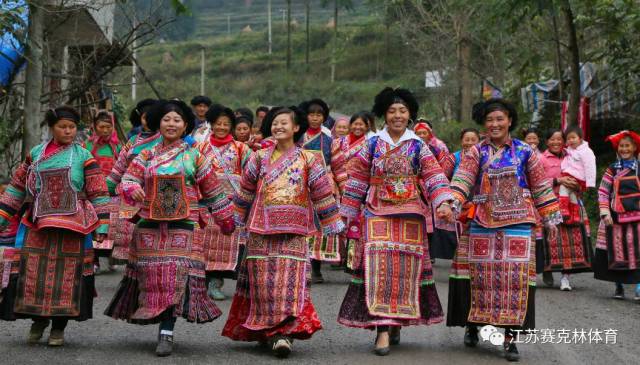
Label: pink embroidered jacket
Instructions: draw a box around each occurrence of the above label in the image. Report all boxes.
[340,131,453,220]
[234,145,344,236]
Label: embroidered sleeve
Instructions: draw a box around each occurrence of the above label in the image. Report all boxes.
[450,145,480,205]
[239,142,253,171]
[439,152,456,180]
[418,142,453,208]
[196,150,233,223]
[307,152,345,235]
[598,167,614,216]
[84,158,110,234]
[106,140,133,196]
[233,150,261,223]
[339,138,372,219]
[0,155,31,226]
[330,138,348,195]
[527,149,561,224]
[120,149,148,206]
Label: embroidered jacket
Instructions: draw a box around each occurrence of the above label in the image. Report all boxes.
[201,140,252,196]
[331,135,368,195]
[83,140,122,178]
[298,126,333,167]
[340,129,453,219]
[450,138,561,228]
[106,131,162,195]
[120,138,233,224]
[598,158,640,217]
[234,145,344,236]
[0,141,110,235]
[428,136,455,179]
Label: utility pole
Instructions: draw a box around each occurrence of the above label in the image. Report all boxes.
[23,0,45,157]
[330,0,338,83]
[280,9,286,26]
[268,0,272,54]
[131,17,137,101]
[286,0,291,71]
[227,14,231,35]
[200,47,205,95]
[305,0,310,66]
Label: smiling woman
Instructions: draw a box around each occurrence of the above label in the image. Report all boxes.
[447,98,561,362]
[105,99,235,357]
[0,105,110,347]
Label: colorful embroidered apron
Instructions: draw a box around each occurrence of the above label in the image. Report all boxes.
[364,216,424,319]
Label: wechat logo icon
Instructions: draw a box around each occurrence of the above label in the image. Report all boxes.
[479,325,504,346]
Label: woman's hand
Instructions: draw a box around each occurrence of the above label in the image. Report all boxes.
[436,202,454,222]
[131,188,146,202]
[95,233,107,243]
[557,176,580,190]
[602,214,614,226]
[545,224,558,242]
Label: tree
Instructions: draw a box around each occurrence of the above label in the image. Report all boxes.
[321,0,354,83]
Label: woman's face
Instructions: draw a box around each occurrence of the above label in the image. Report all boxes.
[334,119,349,137]
[415,129,430,143]
[234,122,251,142]
[546,132,564,154]
[271,113,299,142]
[51,119,77,145]
[159,111,186,142]
[385,103,410,135]
[524,132,539,148]
[95,120,113,138]
[461,131,480,150]
[618,137,638,160]
[307,109,324,129]
[194,103,208,120]
[213,116,232,139]
[350,118,368,138]
[484,110,511,143]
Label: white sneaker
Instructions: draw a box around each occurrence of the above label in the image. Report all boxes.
[560,275,572,291]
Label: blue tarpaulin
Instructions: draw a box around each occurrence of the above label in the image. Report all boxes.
[0,1,27,87]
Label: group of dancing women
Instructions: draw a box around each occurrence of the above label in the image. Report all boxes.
[0,86,639,362]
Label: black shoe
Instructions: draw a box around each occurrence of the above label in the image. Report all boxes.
[389,327,401,345]
[613,285,625,299]
[311,271,324,284]
[504,342,520,362]
[156,334,174,357]
[271,336,292,358]
[464,326,479,347]
[374,332,390,356]
[542,272,554,287]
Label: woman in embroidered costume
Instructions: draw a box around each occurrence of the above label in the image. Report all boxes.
[337,87,454,356]
[0,106,110,346]
[414,120,458,261]
[222,106,344,358]
[104,99,235,357]
[0,179,25,322]
[105,99,161,262]
[446,99,561,362]
[331,111,372,270]
[297,98,339,283]
[200,104,252,301]
[594,130,640,301]
[537,129,593,291]
[190,95,213,143]
[83,111,122,272]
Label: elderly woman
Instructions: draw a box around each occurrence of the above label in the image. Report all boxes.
[447,99,561,362]
[337,87,453,356]
[537,129,593,291]
[105,99,235,357]
[0,106,110,346]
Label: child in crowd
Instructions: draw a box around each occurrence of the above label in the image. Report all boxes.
[559,126,596,224]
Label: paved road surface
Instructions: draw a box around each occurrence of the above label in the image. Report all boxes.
[2,259,639,364]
